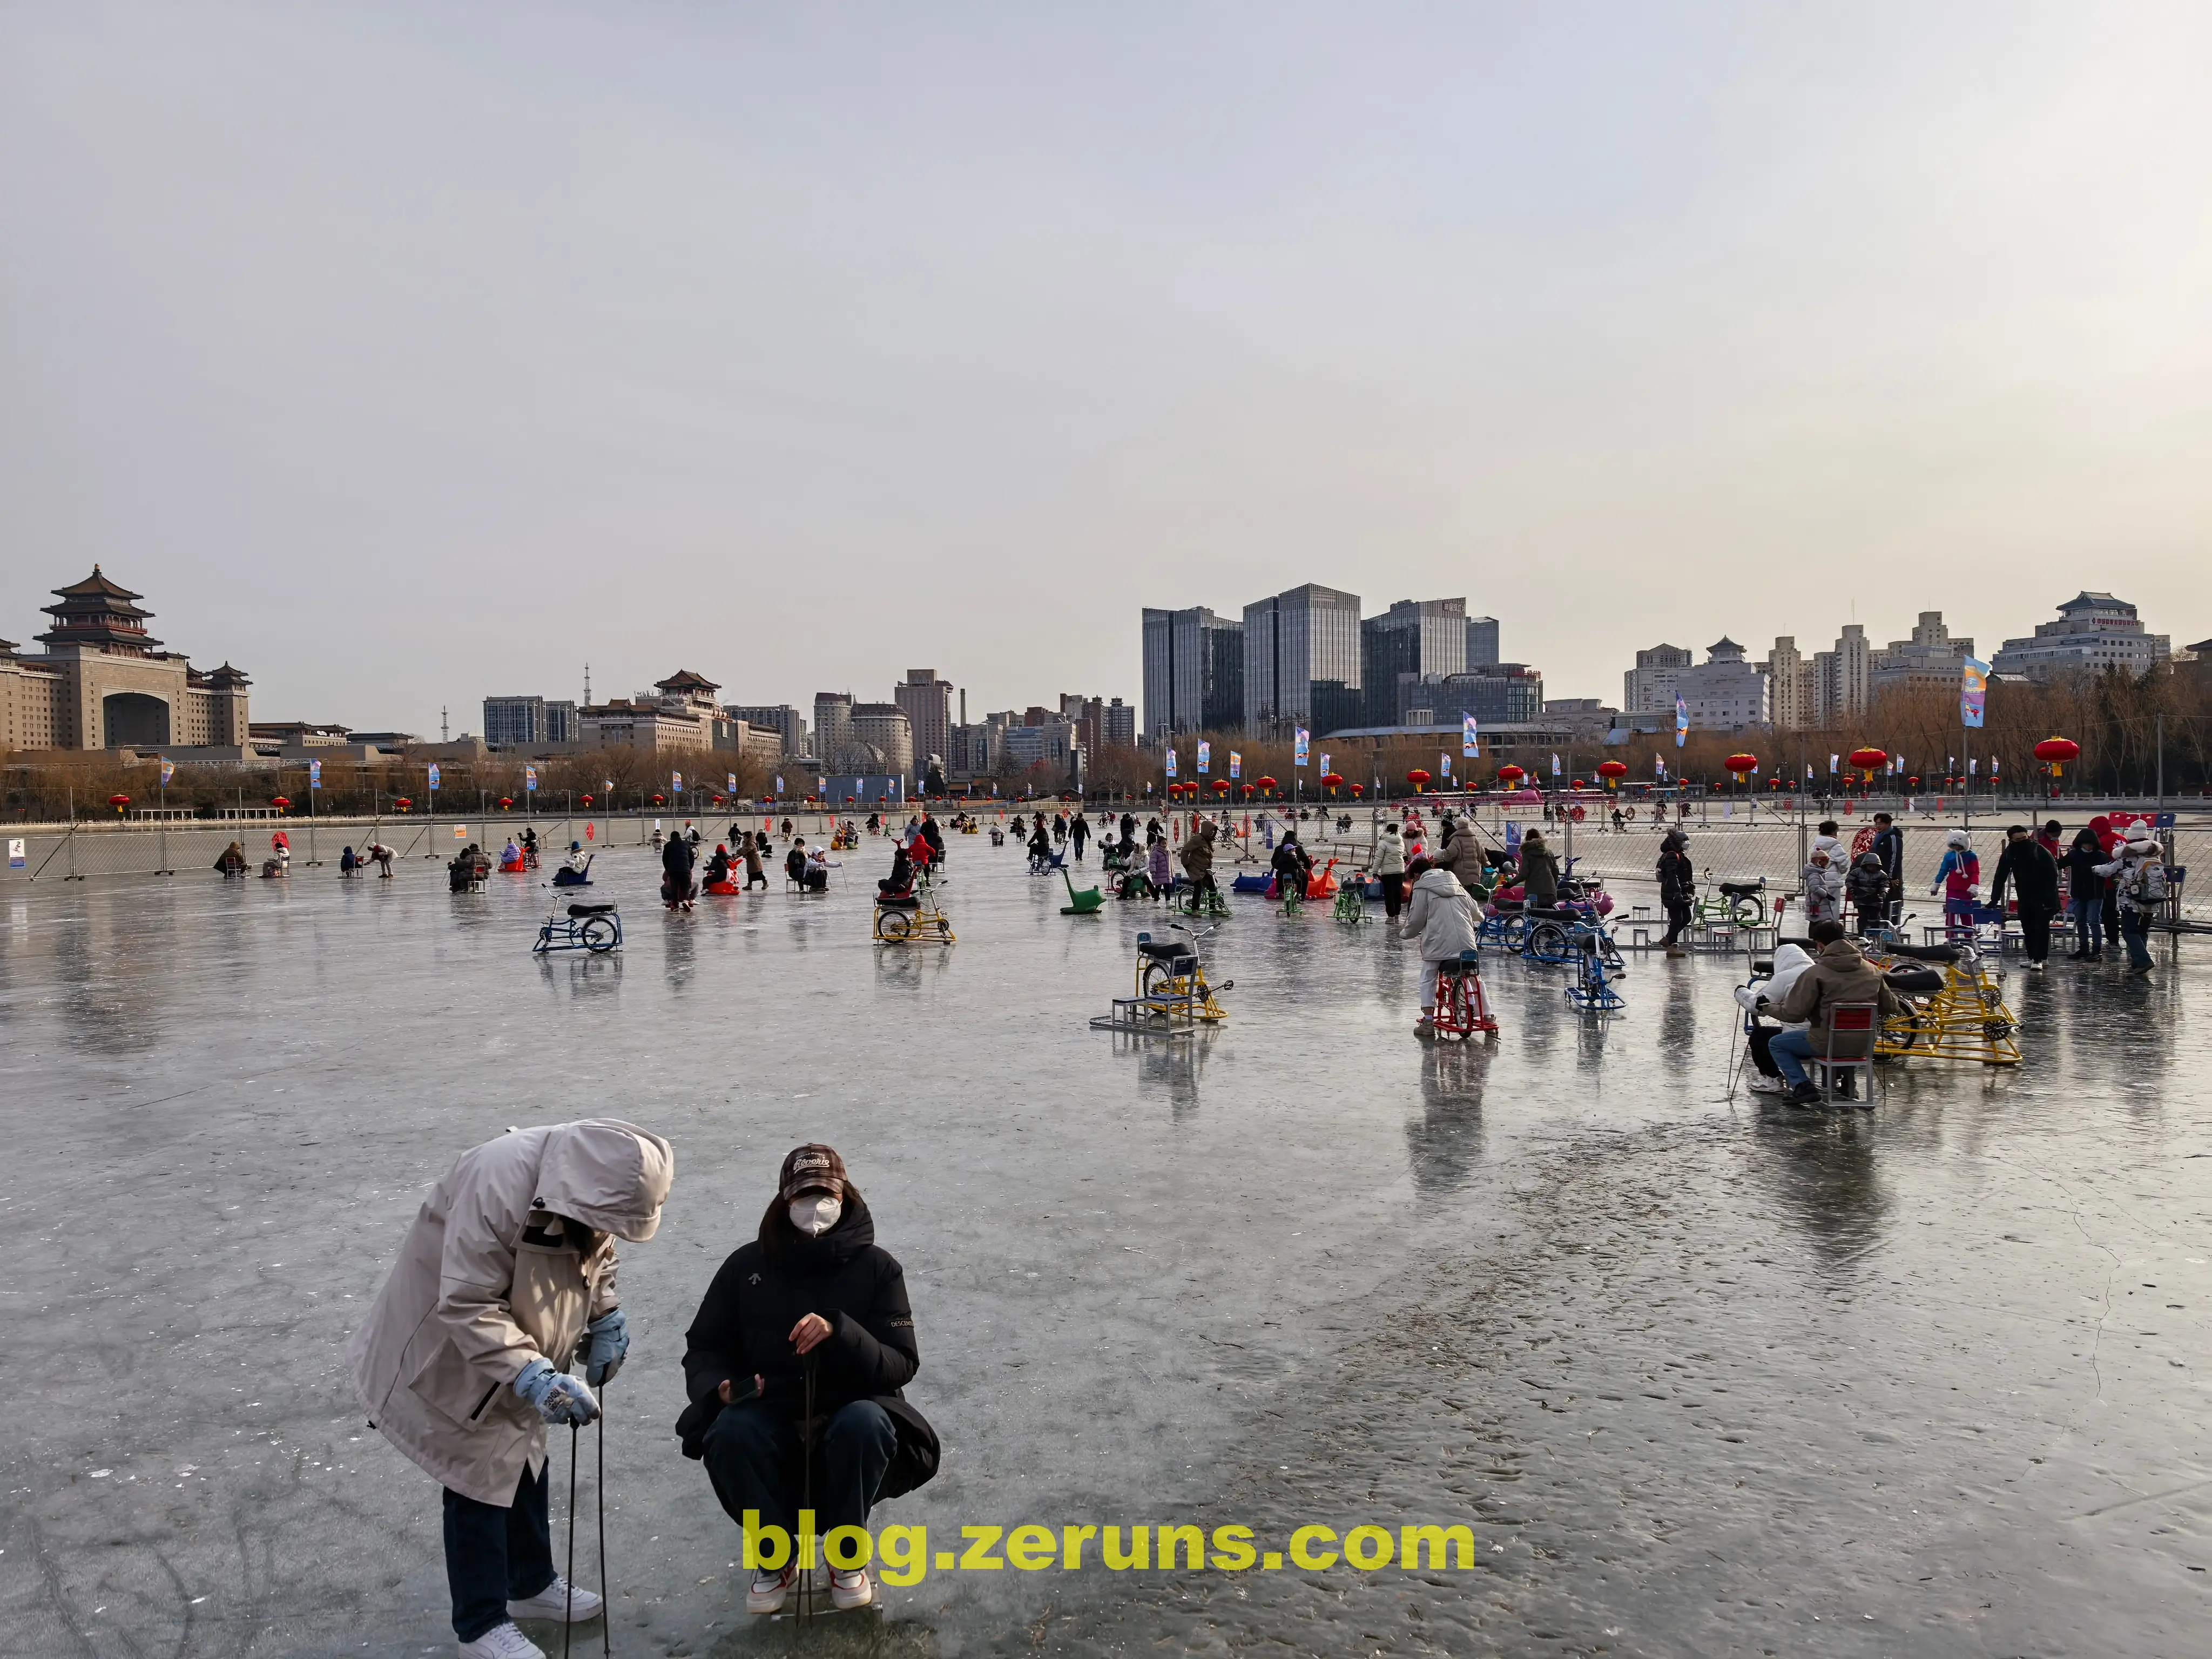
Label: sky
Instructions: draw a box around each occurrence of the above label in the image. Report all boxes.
[2,2,2208,737]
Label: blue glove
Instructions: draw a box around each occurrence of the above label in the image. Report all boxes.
[513,1358,600,1426]
[577,1309,629,1387]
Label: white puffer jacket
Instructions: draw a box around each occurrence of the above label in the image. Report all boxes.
[1402,868,1479,961]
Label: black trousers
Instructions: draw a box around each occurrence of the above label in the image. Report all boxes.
[443,1462,555,1642]
[703,1398,896,1541]
[1380,873,1406,918]
[2020,904,2056,963]
[1748,1023,1781,1076]
[1660,898,1692,946]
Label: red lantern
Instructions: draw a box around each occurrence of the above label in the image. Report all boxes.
[1596,760,1628,787]
[109,793,131,814]
[394,797,413,812]
[1572,779,1585,790]
[580,793,594,806]
[270,795,292,812]
[1406,768,1432,794]
[1238,783,1253,799]
[1847,746,1887,773]
[1496,764,1526,787]
[1212,779,1231,795]
[1350,783,1366,799]
[2033,735,2079,777]
[651,793,665,806]
[1725,753,1757,776]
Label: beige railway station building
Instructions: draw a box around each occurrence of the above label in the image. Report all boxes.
[0,568,252,753]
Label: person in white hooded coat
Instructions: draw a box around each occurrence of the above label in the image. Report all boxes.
[349,1120,675,1659]
[1802,837,1847,926]
[1734,942,1814,1094]
[1401,855,1480,1029]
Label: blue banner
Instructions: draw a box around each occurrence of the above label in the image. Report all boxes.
[308,759,321,787]
[1197,740,1211,774]
[524,765,537,792]
[1674,694,1688,748]
[1229,751,1240,780]
[1294,728,1310,767]
[428,763,441,790]
[1462,714,1479,757]
[1960,656,1990,729]
[1165,748,1178,779]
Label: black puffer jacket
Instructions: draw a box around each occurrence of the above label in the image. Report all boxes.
[675,1193,938,1497]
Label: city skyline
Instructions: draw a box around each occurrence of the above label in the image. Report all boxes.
[4,5,2209,734]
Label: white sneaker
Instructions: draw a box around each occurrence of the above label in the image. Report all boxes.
[831,1567,875,1610]
[507,1579,602,1623]
[1746,1075,1786,1095]
[460,1624,545,1659]
[747,1566,796,1615]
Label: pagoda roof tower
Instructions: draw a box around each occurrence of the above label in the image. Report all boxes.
[37,565,162,655]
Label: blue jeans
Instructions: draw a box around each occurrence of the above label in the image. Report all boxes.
[2121,908,2153,970]
[1768,1028,1817,1087]
[2073,890,2101,953]
[703,1397,895,1540]
[443,1461,554,1641]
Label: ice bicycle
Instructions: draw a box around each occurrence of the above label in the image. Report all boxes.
[1089,922,1233,1031]
[535,900,622,954]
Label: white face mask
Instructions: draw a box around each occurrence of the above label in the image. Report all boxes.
[789,1195,842,1237]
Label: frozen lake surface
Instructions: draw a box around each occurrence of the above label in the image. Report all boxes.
[2,833,2207,1657]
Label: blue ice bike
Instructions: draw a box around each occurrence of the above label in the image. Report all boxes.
[535,900,622,954]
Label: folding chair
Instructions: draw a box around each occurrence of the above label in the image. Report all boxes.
[1814,1001,1880,1105]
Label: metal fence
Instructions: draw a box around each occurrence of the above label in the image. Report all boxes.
[0,807,862,884]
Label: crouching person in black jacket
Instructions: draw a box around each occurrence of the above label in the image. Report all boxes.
[676,1144,938,1616]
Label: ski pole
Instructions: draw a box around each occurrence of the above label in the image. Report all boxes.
[598,1381,611,1658]
[564,1421,578,1659]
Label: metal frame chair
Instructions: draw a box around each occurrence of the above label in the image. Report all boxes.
[1812,1001,1879,1103]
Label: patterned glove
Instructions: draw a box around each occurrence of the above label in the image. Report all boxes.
[513,1358,601,1426]
[577,1309,629,1387]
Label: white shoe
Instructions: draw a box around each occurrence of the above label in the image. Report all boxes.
[460,1624,545,1659]
[1746,1075,1785,1095]
[831,1567,875,1610]
[507,1579,602,1623]
[747,1566,796,1615]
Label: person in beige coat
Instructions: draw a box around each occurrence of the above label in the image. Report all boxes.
[349,1120,675,1659]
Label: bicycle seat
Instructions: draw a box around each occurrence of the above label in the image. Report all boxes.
[1885,967,1946,995]
[1886,942,1959,963]
[1138,938,1197,963]
[567,902,617,917]
[1718,880,1765,897]
[877,893,919,908]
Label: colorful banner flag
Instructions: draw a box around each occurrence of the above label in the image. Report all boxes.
[774,775,784,794]
[1462,714,1479,757]
[1551,753,1561,777]
[308,759,321,787]
[524,765,537,792]
[726,772,736,795]
[1165,748,1178,779]
[1440,753,1453,779]
[1959,656,1990,729]
[1229,751,1241,780]
[1294,728,1310,766]
[1829,754,1839,774]
[1318,751,1330,778]
[1197,740,1211,774]
[671,771,683,792]
[1674,694,1688,748]
[428,763,441,790]
[159,758,174,787]
[8,838,24,870]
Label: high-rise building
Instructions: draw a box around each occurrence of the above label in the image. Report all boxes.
[1871,612,1974,696]
[1141,607,1245,739]
[1410,665,1545,727]
[1810,624,1872,727]
[813,692,855,767]
[892,670,955,771]
[1623,644,1692,713]
[1466,616,1501,670]
[1361,598,1467,726]
[483,696,577,748]
[850,703,915,779]
[1675,638,1769,730]
[1763,638,1806,731]
[1243,583,1361,737]
[1102,697,1136,748]
[726,703,807,756]
[1991,594,2167,681]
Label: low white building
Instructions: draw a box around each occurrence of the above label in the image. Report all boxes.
[1992,592,2168,681]
[1675,638,1769,731]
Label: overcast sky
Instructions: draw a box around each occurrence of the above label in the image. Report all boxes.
[3,2,2207,736]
